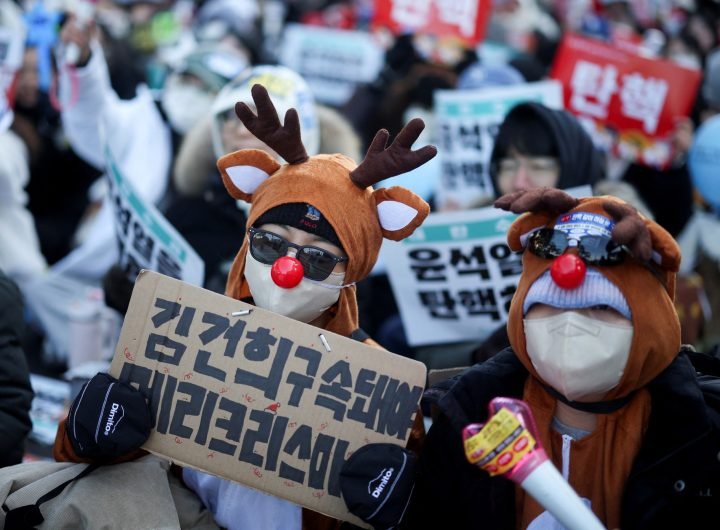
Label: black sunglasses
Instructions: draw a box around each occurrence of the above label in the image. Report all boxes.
[247,227,348,281]
[526,228,626,266]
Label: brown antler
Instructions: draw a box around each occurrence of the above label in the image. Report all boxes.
[349,118,437,189]
[234,84,309,164]
[603,200,653,262]
[494,188,579,214]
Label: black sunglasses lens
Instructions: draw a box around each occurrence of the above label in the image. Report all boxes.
[529,228,568,258]
[579,236,624,265]
[298,247,336,281]
[250,231,287,264]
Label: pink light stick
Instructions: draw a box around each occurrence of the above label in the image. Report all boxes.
[462,397,605,530]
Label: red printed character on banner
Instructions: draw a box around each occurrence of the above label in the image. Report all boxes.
[619,73,668,135]
[570,60,618,119]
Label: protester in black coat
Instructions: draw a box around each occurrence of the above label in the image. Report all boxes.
[0,269,34,467]
[405,347,720,529]
[403,190,720,529]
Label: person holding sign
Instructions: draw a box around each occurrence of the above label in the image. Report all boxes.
[402,188,720,529]
[52,84,437,529]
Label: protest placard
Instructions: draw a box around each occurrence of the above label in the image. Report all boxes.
[550,33,702,168]
[372,0,491,45]
[278,23,384,107]
[105,145,205,286]
[383,205,519,346]
[109,271,427,525]
[384,186,592,346]
[433,80,563,211]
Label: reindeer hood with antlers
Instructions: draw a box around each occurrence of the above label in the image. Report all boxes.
[495,187,681,528]
[216,85,436,337]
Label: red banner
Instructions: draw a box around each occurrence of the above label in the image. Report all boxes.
[550,33,701,168]
[372,0,492,46]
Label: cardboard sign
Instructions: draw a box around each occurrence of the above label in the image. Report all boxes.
[105,146,205,286]
[383,206,520,346]
[278,23,384,106]
[373,0,491,45]
[109,271,426,525]
[433,80,563,211]
[550,33,701,168]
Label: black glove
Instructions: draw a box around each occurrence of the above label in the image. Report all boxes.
[340,443,418,529]
[66,373,152,459]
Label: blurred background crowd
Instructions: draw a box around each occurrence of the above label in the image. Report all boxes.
[2,0,720,459]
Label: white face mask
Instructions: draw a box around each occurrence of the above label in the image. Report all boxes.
[161,78,215,134]
[523,311,634,402]
[244,253,349,323]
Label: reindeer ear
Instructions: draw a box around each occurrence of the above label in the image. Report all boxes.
[646,219,681,272]
[373,187,430,241]
[217,149,282,202]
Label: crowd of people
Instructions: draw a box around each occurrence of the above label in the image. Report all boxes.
[1,0,720,529]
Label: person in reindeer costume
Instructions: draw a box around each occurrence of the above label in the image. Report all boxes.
[402,188,720,529]
[52,85,436,530]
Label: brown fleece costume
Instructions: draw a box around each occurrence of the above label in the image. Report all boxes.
[224,86,436,530]
[54,85,436,530]
[219,85,435,342]
[495,188,681,529]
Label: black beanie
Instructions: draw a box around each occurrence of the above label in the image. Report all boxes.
[253,203,343,248]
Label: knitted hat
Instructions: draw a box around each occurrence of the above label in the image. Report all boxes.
[210,65,320,159]
[522,209,632,319]
[253,202,342,248]
[523,269,632,320]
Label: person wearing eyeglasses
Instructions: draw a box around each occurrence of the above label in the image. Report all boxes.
[487,101,657,213]
[489,102,604,197]
[403,187,720,530]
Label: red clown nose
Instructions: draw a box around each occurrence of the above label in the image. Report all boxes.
[271,256,304,288]
[550,254,586,289]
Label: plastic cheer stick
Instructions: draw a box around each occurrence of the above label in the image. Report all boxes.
[462,397,605,530]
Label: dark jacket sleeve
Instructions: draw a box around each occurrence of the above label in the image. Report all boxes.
[0,271,34,467]
[402,414,515,530]
[403,351,527,530]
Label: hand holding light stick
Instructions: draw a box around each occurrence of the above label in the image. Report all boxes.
[462,397,606,530]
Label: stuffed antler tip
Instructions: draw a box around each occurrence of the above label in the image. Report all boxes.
[420,144,438,161]
[406,117,426,129]
[250,83,269,98]
[234,101,251,119]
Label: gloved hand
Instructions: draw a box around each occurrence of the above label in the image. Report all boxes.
[340,443,418,529]
[66,373,152,459]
